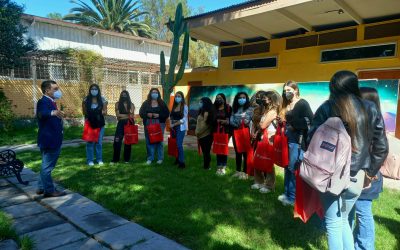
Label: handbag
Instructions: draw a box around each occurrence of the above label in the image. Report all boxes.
[233,121,252,153]
[168,129,179,157]
[253,130,274,173]
[82,120,100,142]
[146,119,163,144]
[273,122,289,168]
[124,116,139,145]
[212,123,229,156]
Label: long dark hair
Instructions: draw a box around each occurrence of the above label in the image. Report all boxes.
[172,91,185,116]
[232,92,250,113]
[146,88,166,108]
[199,97,215,125]
[118,90,133,113]
[213,93,230,113]
[85,84,103,110]
[329,70,366,149]
[282,80,299,111]
[264,90,281,114]
[360,87,381,112]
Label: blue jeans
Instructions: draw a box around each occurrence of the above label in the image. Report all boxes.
[86,126,104,163]
[284,142,303,202]
[174,126,185,163]
[37,147,61,193]
[320,170,364,250]
[349,199,375,250]
[144,121,165,161]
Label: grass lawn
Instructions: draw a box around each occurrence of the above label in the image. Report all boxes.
[0,124,116,146]
[18,142,400,250]
[0,210,34,250]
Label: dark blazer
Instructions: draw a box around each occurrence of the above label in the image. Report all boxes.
[37,96,63,149]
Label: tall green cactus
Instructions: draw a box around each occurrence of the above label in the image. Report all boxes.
[160,3,190,105]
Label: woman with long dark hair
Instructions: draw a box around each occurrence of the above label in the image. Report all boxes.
[170,91,188,168]
[278,81,313,205]
[139,88,170,165]
[309,71,388,250]
[111,90,135,163]
[195,97,215,170]
[82,84,108,166]
[230,92,253,179]
[213,93,232,175]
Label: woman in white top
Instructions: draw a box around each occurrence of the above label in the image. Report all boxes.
[251,90,282,193]
[169,91,188,168]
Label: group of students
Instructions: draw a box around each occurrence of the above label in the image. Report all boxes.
[81,70,388,250]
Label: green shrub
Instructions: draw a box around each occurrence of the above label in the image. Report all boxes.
[0,89,15,132]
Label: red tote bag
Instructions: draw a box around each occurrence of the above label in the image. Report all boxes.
[253,130,274,173]
[146,119,163,144]
[273,122,289,168]
[168,130,178,157]
[212,124,229,156]
[82,120,100,142]
[124,117,139,145]
[233,121,252,153]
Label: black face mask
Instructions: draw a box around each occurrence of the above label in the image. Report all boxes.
[256,99,263,105]
[215,99,224,106]
[121,96,128,102]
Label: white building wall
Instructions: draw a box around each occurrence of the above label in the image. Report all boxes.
[24,21,171,65]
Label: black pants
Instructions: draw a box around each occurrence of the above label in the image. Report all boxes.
[232,134,247,173]
[198,134,213,169]
[112,119,132,162]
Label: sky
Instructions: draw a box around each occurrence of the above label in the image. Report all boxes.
[14,0,246,18]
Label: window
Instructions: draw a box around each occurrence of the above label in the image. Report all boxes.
[321,43,396,62]
[0,68,11,77]
[36,63,50,80]
[49,64,79,81]
[233,57,277,70]
[141,73,150,85]
[151,73,160,85]
[129,71,139,84]
[104,69,128,84]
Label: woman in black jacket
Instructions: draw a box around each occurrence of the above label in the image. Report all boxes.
[308,71,388,250]
[139,88,170,165]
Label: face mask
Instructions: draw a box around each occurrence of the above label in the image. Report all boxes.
[256,98,263,105]
[215,99,223,106]
[90,89,99,96]
[53,90,62,100]
[285,91,294,101]
[151,93,158,100]
[199,102,203,109]
[238,98,246,106]
[121,96,128,101]
[175,97,182,103]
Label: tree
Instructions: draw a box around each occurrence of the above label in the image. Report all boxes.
[142,0,216,68]
[63,0,156,38]
[0,0,36,69]
[47,12,63,20]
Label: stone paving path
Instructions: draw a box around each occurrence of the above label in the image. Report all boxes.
[0,169,189,250]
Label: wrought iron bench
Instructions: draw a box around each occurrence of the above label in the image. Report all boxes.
[0,149,28,185]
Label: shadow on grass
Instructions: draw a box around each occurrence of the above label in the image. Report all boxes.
[19,142,326,250]
[375,215,400,250]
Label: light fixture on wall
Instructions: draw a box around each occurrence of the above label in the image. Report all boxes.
[323,9,344,15]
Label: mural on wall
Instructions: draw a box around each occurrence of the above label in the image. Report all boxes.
[188,80,399,134]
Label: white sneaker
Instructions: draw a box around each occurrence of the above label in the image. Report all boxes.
[156,160,163,164]
[220,168,226,175]
[238,173,248,180]
[232,171,241,178]
[88,162,94,166]
[259,187,271,194]
[98,161,104,166]
[146,160,152,165]
[216,169,222,175]
[251,183,262,190]
[281,197,294,206]
[278,194,288,202]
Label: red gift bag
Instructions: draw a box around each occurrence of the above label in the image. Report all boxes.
[212,124,229,156]
[168,130,178,157]
[124,118,139,145]
[273,122,289,168]
[146,119,163,144]
[294,169,324,223]
[246,146,255,176]
[253,130,274,173]
[233,121,252,153]
[82,120,100,142]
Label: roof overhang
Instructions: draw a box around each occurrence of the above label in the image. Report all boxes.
[185,0,400,45]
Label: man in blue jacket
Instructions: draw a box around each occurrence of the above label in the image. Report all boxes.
[36,80,66,197]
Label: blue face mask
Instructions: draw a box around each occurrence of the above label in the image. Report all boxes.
[151,93,158,100]
[53,90,62,100]
[90,89,99,96]
[238,98,246,106]
[199,102,203,109]
[175,97,182,103]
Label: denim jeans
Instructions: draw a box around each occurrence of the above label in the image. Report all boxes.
[86,126,104,163]
[284,142,303,202]
[174,126,186,163]
[37,147,61,193]
[320,170,365,250]
[144,121,165,161]
[349,199,375,250]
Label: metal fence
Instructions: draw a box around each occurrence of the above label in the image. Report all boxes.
[0,55,163,117]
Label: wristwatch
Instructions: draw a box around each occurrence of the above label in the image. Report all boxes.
[365,173,378,181]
